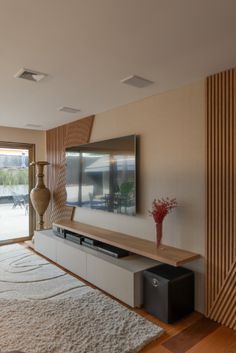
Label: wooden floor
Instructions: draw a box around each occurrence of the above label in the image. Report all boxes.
[23,242,236,353]
[139,312,236,353]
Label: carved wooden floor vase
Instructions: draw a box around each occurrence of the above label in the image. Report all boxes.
[30,161,51,230]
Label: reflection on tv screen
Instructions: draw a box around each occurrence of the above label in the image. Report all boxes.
[65,135,136,216]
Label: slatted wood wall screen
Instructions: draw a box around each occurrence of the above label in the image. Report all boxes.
[46,115,94,227]
[206,68,236,330]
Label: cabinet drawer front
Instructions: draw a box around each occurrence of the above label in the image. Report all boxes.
[34,232,57,262]
[87,253,134,306]
[57,239,86,279]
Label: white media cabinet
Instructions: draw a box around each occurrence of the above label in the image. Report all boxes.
[34,229,160,307]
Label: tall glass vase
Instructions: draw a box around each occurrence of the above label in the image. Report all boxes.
[30,161,51,230]
[155,221,163,247]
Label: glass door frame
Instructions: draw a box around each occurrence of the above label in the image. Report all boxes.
[0,141,35,245]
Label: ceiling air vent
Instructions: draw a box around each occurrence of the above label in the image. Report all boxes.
[25,123,43,129]
[14,68,47,82]
[58,106,81,114]
[121,75,154,88]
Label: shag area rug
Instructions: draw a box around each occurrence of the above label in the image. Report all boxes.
[0,244,164,353]
[0,244,92,300]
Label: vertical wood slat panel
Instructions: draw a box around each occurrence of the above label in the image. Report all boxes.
[225,71,229,275]
[222,71,225,276]
[206,68,236,330]
[215,74,219,300]
[45,116,94,227]
[230,69,234,266]
[206,77,210,315]
[211,75,214,305]
[218,73,223,291]
[234,69,236,262]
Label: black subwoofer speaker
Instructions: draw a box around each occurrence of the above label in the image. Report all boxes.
[143,264,194,323]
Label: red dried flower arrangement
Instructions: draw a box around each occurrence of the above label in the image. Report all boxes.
[149,197,177,223]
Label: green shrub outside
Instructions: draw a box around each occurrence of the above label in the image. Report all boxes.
[0,168,28,186]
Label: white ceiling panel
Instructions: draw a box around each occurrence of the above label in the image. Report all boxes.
[0,0,235,130]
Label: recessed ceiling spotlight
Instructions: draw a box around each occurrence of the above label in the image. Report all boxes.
[14,68,47,82]
[58,106,81,114]
[121,75,154,88]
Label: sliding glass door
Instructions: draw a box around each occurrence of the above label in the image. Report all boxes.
[0,142,35,244]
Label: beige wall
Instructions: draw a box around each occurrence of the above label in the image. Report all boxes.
[0,126,46,160]
[74,80,205,312]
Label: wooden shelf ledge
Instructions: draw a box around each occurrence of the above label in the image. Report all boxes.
[53,219,201,267]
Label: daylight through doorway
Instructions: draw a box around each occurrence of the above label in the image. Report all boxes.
[0,144,34,243]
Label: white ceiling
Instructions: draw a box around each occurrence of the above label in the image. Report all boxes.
[0,0,235,130]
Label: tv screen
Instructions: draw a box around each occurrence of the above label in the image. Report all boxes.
[65,135,136,216]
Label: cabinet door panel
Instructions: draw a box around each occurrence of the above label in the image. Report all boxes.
[57,239,86,279]
[87,253,134,307]
[34,231,57,262]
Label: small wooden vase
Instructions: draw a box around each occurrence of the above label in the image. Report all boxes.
[30,161,51,230]
[155,222,163,247]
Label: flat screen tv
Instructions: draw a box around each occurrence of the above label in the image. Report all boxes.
[65,135,136,216]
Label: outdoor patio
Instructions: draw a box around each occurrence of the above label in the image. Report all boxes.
[0,203,29,241]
